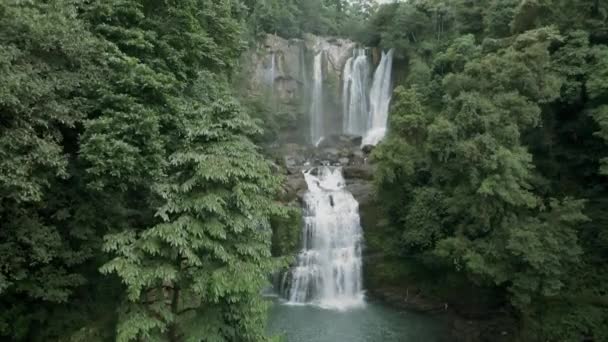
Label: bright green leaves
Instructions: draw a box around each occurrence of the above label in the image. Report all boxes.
[116,303,170,342]
[0,2,113,339]
[374,13,588,332]
[434,34,481,75]
[366,0,608,340]
[101,96,281,341]
[0,1,97,203]
[401,188,449,252]
[1,0,282,340]
[503,198,587,307]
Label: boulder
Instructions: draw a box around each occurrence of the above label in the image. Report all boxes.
[345,180,374,207]
[284,155,305,174]
[317,134,362,149]
[343,164,374,181]
[349,150,366,165]
[281,173,308,202]
[362,144,375,154]
[281,143,310,173]
[319,147,341,163]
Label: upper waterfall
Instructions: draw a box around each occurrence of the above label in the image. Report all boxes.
[266,52,277,86]
[362,49,394,146]
[340,47,395,146]
[283,166,365,311]
[310,52,325,146]
[342,49,370,137]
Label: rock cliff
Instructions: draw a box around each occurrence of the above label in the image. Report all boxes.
[241,34,359,144]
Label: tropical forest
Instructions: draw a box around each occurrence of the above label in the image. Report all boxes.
[1,0,607,341]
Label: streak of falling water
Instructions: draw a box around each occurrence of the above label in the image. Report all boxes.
[284,166,365,311]
[363,49,394,146]
[310,52,325,146]
[299,43,308,89]
[342,54,353,131]
[268,52,276,87]
[342,49,370,136]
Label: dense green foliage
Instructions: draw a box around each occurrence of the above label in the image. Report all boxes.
[0,1,288,341]
[368,0,608,340]
[3,0,608,341]
[242,0,376,40]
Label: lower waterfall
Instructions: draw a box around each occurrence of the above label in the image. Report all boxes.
[283,166,365,311]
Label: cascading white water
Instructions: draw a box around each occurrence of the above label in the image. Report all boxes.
[285,166,365,311]
[342,55,353,130]
[342,49,370,136]
[299,44,308,89]
[310,52,325,146]
[363,49,394,146]
[266,52,277,86]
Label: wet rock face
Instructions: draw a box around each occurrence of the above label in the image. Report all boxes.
[242,33,361,145]
[278,134,371,169]
[247,34,356,102]
[303,34,356,88]
[316,134,363,149]
[276,134,377,211]
[281,174,308,203]
[343,164,374,180]
[274,133,366,168]
[345,179,374,207]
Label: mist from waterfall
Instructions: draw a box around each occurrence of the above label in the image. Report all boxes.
[342,49,370,137]
[310,52,325,146]
[363,49,394,146]
[283,166,365,311]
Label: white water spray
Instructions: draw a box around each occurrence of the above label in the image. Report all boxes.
[266,52,277,87]
[310,52,325,146]
[342,49,370,137]
[284,167,365,311]
[342,54,353,131]
[363,49,394,146]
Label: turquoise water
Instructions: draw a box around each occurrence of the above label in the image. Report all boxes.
[267,299,447,342]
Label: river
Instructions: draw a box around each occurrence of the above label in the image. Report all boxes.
[267,298,447,342]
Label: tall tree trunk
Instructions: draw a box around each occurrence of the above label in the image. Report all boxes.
[593,0,600,15]
[168,285,180,342]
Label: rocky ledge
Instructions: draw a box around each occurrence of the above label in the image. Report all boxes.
[275,134,376,208]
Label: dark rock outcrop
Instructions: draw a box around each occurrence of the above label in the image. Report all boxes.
[317,134,362,149]
[343,164,374,180]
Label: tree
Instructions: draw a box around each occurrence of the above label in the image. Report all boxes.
[373,23,600,339]
[0,2,110,338]
[1,0,285,340]
[101,96,282,341]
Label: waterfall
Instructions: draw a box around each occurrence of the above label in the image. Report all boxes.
[299,44,308,89]
[342,55,353,131]
[284,166,365,311]
[342,49,370,136]
[363,49,394,146]
[310,52,325,146]
[266,52,277,87]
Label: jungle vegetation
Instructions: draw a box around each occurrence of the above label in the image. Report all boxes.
[1,0,607,341]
